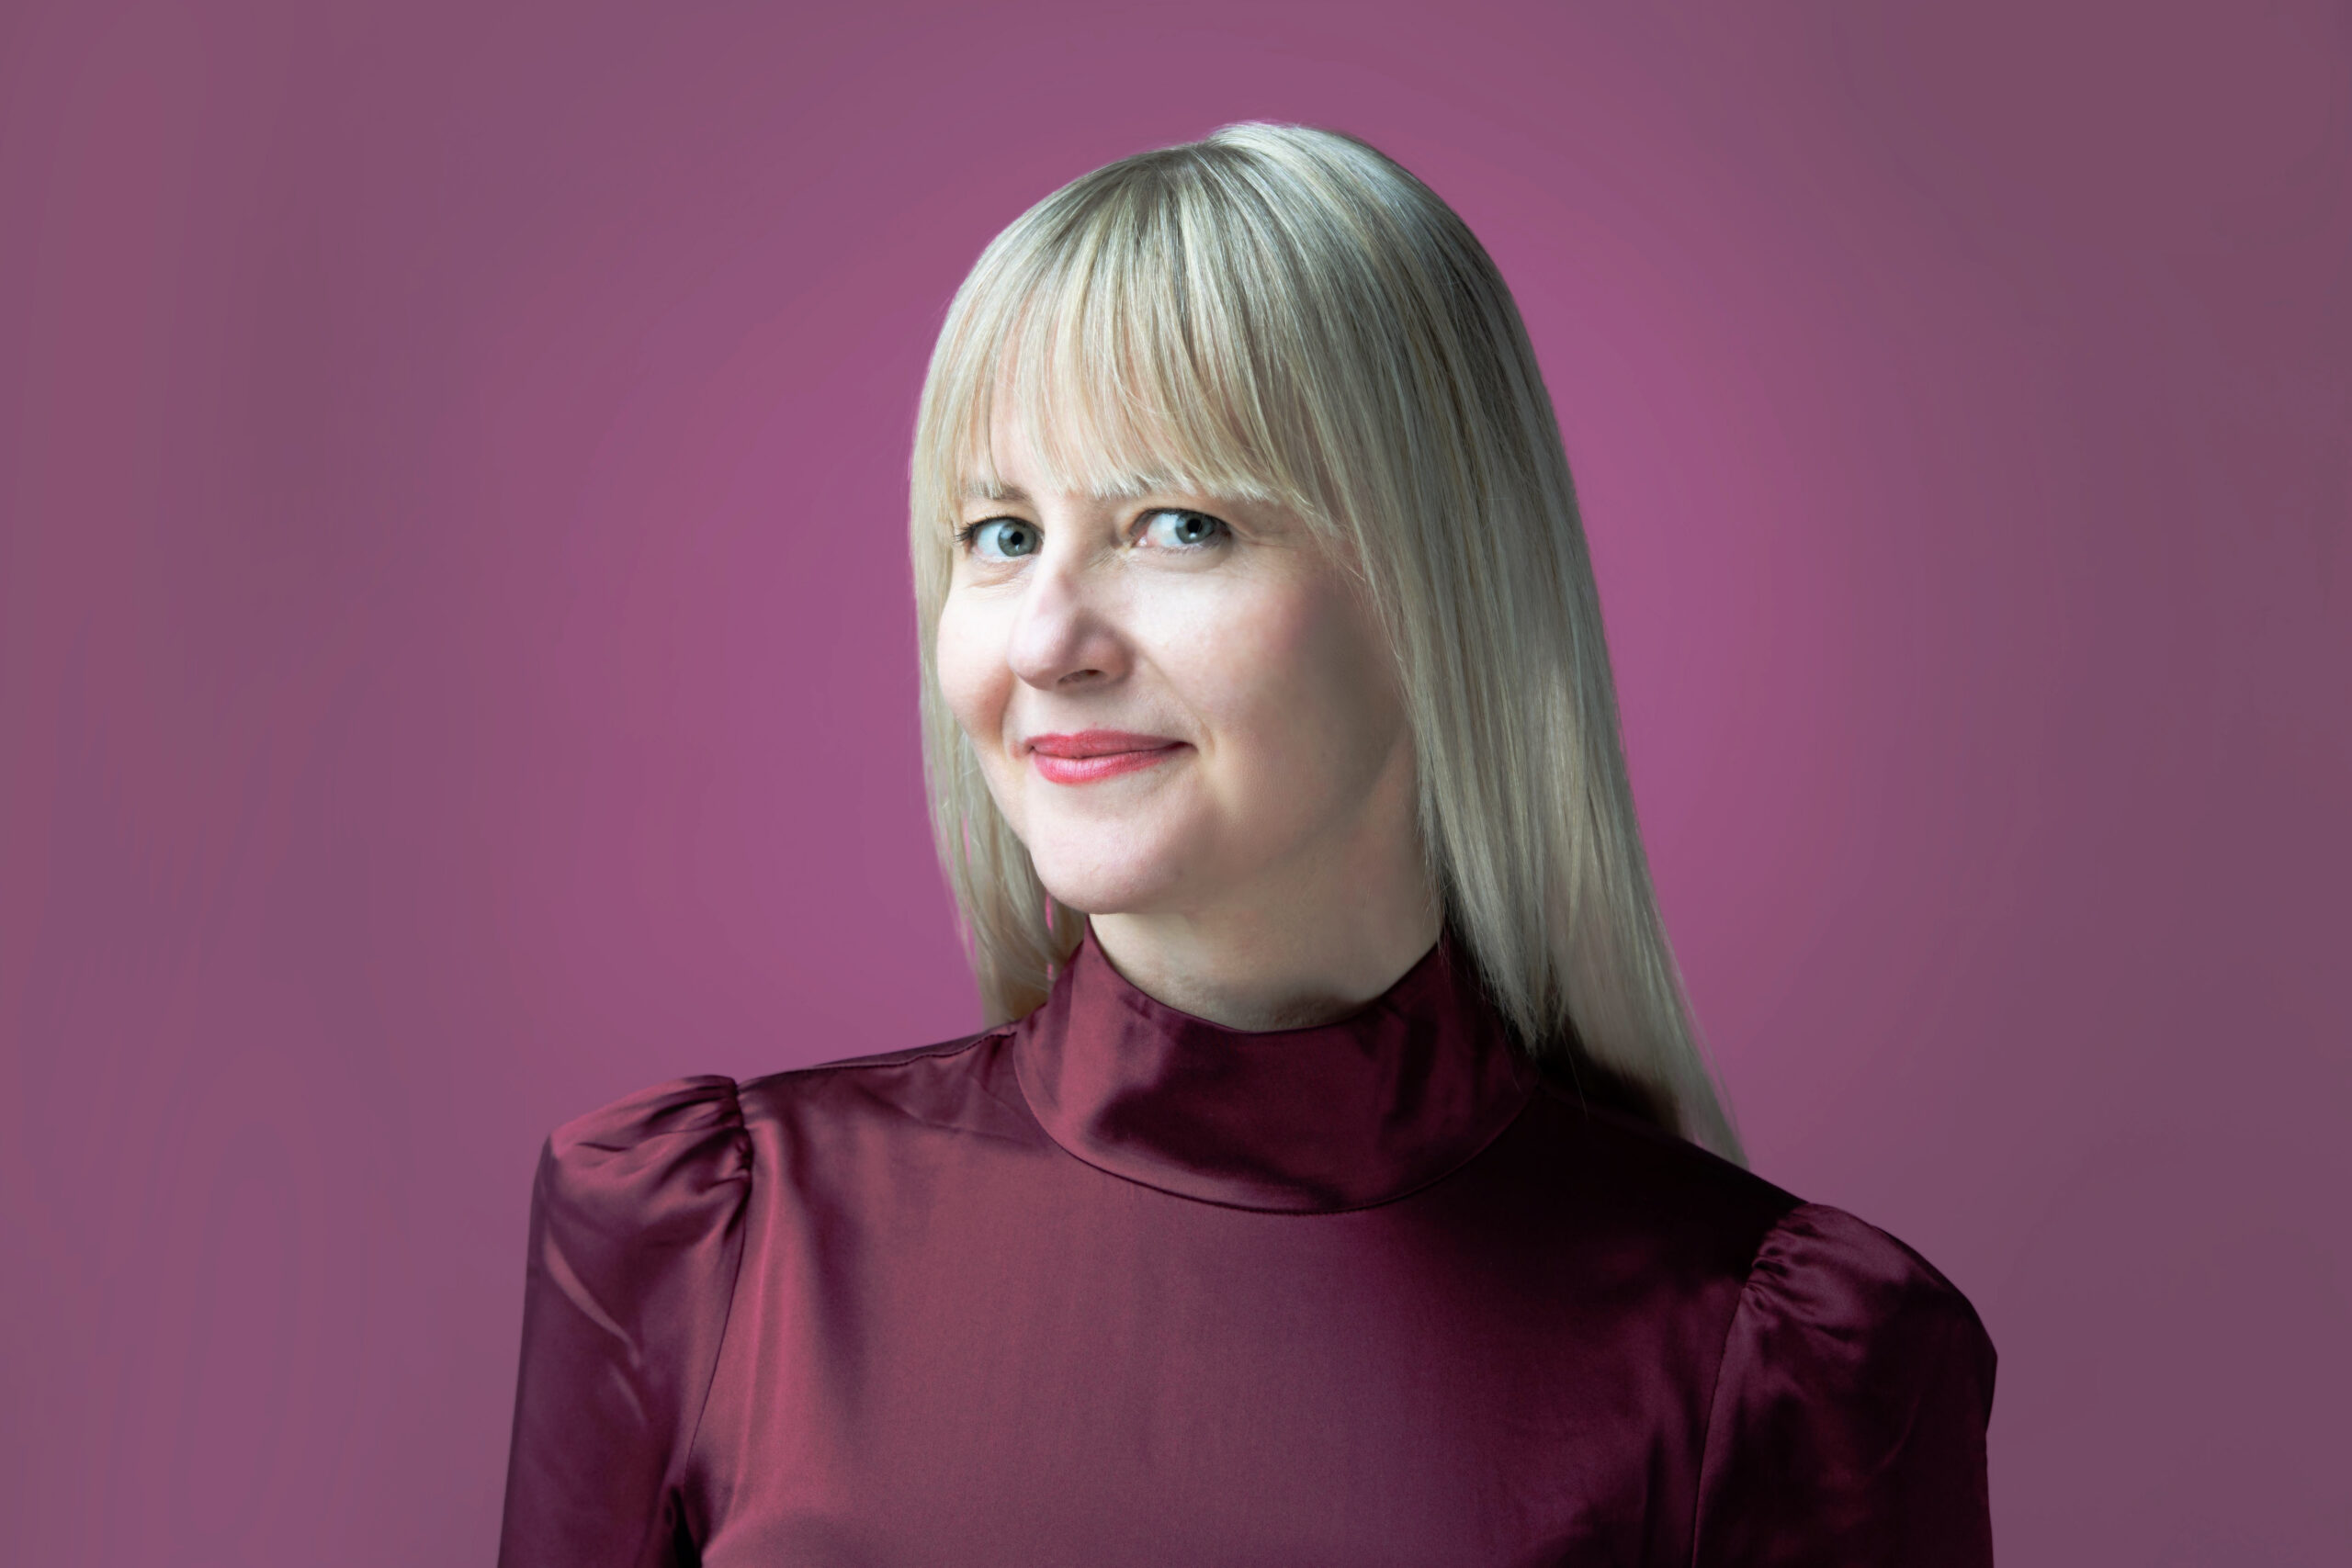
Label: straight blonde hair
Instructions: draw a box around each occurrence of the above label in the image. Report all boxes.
[908,122,1745,1165]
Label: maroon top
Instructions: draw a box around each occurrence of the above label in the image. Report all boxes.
[499,928,1996,1565]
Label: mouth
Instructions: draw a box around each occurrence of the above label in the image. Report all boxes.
[1024,729,1188,785]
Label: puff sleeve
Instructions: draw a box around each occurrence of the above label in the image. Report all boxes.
[497,1076,751,1568]
[1692,1201,1998,1567]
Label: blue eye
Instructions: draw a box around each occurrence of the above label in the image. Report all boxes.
[1138,509,1228,549]
[958,518,1040,559]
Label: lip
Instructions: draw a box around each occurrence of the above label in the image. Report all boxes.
[1024,729,1188,785]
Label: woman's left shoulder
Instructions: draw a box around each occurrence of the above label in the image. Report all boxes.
[1739,1201,1997,1390]
[1552,1103,1993,1363]
[1691,1200,1998,1565]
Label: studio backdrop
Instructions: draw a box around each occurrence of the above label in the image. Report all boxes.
[1,2,2345,1564]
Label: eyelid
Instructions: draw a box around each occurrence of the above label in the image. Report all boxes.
[954,513,1037,553]
[1132,505,1231,546]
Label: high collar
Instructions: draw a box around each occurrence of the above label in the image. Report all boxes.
[1012,926,1536,1213]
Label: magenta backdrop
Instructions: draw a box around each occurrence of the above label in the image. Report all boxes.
[3,2,2346,1562]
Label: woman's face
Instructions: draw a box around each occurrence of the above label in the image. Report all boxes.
[934,418,1420,928]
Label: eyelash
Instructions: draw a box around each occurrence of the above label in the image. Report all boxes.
[952,509,1229,555]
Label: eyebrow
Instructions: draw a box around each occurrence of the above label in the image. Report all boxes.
[959,479,1033,504]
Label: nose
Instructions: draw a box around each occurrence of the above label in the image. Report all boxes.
[1006,549,1128,692]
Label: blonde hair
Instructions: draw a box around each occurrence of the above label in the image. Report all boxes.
[908,122,1746,1165]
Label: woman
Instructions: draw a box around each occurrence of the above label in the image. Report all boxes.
[499,123,1996,1566]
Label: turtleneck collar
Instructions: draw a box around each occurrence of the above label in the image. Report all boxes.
[1011,925,1536,1213]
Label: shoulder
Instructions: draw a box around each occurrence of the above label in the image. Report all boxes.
[1749,1201,1991,1327]
[1732,1200,1997,1416]
[537,1031,1020,1196]
[1513,1083,1809,1273]
[534,1032,1029,1218]
[731,1028,1032,1146]
[537,1073,752,1239]
[1691,1198,1999,1564]
[1514,1088,1996,1402]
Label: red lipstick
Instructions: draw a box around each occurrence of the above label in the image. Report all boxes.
[1025,729,1187,785]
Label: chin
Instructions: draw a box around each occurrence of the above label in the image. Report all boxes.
[1026,834,1197,918]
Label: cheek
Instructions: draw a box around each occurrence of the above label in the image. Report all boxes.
[933,597,1011,743]
[1166,575,1401,775]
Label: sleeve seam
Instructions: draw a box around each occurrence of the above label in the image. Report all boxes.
[671,1077,752,1543]
[1687,1201,1802,1568]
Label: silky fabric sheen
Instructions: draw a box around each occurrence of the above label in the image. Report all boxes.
[498,929,1996,1565]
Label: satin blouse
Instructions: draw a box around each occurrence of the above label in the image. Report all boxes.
[498,928,1996,1565]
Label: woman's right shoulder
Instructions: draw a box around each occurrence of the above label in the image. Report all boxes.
[535,1074,753,1247]
[536,1031,1023,1218]
[732,1029,1025,1145]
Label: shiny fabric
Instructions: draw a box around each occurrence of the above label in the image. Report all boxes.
[499,929,1996,1566]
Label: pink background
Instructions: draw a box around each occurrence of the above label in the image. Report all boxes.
[3,2,2346,1562]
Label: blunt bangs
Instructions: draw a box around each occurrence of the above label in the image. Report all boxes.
[917,151,1369,547]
